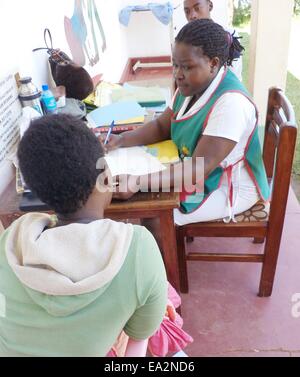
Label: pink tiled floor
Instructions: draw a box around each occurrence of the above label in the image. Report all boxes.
[181,189,300,357]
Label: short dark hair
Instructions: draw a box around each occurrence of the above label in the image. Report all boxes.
[175,18,244,67]
[18,114,105,215]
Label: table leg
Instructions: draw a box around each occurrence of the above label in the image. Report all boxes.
[159,209,180,292]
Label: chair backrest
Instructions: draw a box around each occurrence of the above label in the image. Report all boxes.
[262,88,298,220]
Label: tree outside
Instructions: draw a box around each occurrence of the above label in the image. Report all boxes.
[231,0,300,27]
[295,0,300,14]
[232,0,251,27]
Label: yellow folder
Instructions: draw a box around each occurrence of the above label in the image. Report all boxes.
[145,140,179,164]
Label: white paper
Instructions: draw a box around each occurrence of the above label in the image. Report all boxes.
[20,107,42,138]
[105,147,166,177]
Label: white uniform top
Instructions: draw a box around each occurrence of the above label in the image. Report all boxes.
[171,67,260,223]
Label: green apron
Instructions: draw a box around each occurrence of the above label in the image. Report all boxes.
[171,69,270,214]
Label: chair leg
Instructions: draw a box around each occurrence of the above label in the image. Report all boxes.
[258,235,281,297]
[253,237,265,244]
[176,227,189,293]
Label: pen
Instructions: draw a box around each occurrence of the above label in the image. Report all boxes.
[104,120,115,145]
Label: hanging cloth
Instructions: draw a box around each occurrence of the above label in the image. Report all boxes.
[119,2,174,27]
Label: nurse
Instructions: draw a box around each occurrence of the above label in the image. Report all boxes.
[107,19,269,226]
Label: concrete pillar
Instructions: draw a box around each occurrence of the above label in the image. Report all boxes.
[249,0,294,123]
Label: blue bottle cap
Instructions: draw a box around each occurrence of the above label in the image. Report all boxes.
[42,85,49,91]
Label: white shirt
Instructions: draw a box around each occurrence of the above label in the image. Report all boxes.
[171,67,259,196]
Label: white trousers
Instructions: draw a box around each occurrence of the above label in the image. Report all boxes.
[174,182,260,226]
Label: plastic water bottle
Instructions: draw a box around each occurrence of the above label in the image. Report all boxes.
[41,85,57,114]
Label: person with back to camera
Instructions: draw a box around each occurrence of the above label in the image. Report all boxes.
[0,114,167,357]
[183,0,243,81]
[106,19,269,242]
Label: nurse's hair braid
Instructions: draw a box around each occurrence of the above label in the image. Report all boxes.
[175,18,244,67]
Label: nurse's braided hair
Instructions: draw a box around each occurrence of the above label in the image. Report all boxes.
[175,18,244,67]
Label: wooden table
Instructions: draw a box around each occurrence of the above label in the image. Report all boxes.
[0,179,181,291]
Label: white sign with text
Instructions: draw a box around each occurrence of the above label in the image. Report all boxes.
[0,74,22,165]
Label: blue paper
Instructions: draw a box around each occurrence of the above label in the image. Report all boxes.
[86,101,146,128]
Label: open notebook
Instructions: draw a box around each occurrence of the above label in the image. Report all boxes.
[105,147,166,177]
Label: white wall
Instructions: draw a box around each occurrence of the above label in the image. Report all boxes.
[0,1,73,88]
[0,0,230,195]
[119,0,179,57]
[0,0,129,194]
[92,1,129,82]
[0,0,129,86]
[211,0,230,26]
[120,9,174,57]
[120,0,230,58]
[0,0,230,87]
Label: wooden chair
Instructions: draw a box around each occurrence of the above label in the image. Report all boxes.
[176,88,298,297]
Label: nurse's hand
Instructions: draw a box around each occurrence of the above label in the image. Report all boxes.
[104,134,123,152]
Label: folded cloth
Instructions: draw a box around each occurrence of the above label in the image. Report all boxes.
[119,2,173,27]
[149,2,173,25]
[119,5,135,27]
[148,313,194,357]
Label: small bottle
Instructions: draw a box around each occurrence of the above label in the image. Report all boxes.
[41,85,58,114]
[18,77,43,115]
